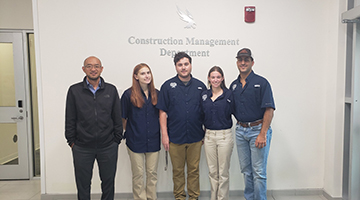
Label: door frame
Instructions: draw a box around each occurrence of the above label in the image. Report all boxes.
[342,2,360,200]
[0,29,36,179]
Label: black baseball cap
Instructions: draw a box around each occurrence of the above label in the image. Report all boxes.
[236,48,253,59]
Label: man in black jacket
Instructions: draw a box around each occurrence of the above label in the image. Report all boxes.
[65,56,123,200]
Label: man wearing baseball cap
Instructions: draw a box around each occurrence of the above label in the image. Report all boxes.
[230,48,275,200]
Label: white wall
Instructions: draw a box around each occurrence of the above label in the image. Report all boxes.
[32,0,346,197]
[0,0,33,29]
[323,1,347,197]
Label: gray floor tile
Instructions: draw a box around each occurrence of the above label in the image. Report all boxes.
[29,192,41,200]
[272,195,325,200]
[0,179,330,200]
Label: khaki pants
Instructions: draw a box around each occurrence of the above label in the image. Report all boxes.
[169,140,202,200]
[204,129,234,200]
[127,147,160,200]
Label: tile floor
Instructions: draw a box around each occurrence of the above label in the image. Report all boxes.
[0,179,329,200]
[0,179,40,200]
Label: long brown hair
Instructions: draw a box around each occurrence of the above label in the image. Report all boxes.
[130,63,158,108]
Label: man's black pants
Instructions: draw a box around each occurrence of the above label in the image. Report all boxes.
[72,142,119,200]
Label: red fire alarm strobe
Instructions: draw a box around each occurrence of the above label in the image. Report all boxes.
[245,6,255,23]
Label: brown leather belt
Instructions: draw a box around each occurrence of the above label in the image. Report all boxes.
[237,119,263,127]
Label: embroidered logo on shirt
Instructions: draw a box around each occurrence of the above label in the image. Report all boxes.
[104,94,110,98]
[170,82,177,88]
[254,84,260,88]
[202,94,207,101]
[232,84,237,91]
[198,87,203,90]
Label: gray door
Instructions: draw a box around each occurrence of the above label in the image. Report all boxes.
[0,32,29,179]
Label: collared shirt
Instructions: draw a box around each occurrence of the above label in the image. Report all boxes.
[121,88,160,153]
[86,78,101,94]
[157,75,206,144]
[201,88,234,130]
[230,71,275,123]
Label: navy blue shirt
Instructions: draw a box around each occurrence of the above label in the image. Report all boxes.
[201,88,234,130]
[157,75,206,144]
[230,71,275,122]
[121,88,160,153]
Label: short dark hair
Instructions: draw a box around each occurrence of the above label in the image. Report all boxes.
[174,52,192,65]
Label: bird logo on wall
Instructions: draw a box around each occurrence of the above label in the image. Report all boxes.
[177,6,196,29]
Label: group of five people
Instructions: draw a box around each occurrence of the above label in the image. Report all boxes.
[65,48,275,200]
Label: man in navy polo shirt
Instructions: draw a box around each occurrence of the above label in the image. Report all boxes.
[230,48,275,200]
[157,52,206,200]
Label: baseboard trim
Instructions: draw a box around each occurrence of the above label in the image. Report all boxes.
[323,190,343,200]
[41,189,343,200]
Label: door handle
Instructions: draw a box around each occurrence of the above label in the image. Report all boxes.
[11,116,24,120]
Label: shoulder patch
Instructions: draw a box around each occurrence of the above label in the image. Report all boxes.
[202,94,207,101]
[232,84,237,91]
[254,84,260,88]
[170,82,177,88]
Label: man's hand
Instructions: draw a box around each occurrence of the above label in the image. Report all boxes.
[255,107,274,149]
[159,110,169,151]
[162,134,169,151]
[255,133,266,149]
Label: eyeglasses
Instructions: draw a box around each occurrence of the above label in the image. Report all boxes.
[237,58,251,62]
[85,65,101,69]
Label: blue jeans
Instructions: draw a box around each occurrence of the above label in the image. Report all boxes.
[235,123,272,200]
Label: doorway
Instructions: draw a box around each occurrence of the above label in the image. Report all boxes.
[0,32,29,179]
[0,31,40,179]
[28,33,40,177]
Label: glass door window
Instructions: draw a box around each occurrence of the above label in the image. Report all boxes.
[0,42,18,166]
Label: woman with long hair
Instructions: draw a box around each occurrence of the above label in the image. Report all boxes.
[121,63,160,200]
[201,66,234,200]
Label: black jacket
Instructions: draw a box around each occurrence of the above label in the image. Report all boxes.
[65,77,123,148]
